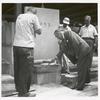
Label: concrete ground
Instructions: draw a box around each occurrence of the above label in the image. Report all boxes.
[2,75,98,98]
[2,56,98,99]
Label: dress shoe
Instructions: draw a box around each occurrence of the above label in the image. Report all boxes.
[76,86,84,91]
[18,92,36,97]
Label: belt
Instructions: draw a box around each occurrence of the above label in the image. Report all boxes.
[13,46,33,50]
[82,37,94,41]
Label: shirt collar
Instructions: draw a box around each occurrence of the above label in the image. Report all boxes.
[26,12,34,15]
[84,24,92,28]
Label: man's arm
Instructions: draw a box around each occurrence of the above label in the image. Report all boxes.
[78,27,82,37]
[34,28,42,35]
[51,45,63,65]
[33,15,42,35]
[56,50,63,65]
[93,26,98,47]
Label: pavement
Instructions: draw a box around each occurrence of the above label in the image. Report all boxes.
[2,75,98,98]
[1,56,98,98]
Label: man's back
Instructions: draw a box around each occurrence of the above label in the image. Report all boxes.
[64,31,90,58]
[55,30,90,64]
[13,13,41,48]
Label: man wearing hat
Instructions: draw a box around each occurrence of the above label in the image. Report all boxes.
[62,17,71,31]
[54,28,91,90]
[57,17,71,73]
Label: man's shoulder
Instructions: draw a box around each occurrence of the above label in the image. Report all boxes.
[17,14,23,17]
[27,13,37,18]
[20,13,37,18]
[79,25,85,30]
[64,30,74,38]
[17,14,27,19]
[67,26,71,31]
[81,24,95,28]
[89,24,95,28]
[81,25,85,28]
[28,14,38,21]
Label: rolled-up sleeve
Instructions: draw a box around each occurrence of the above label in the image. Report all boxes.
[93,26,98,36]
[79,27,83,36]
[33,15,41,31]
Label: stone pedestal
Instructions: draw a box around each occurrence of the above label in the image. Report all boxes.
[32,63,61,85]
[2,60,10,75]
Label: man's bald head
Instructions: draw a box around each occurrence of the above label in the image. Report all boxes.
[85,15,91,21]
[26,7,37,14]
[84,15,91,26]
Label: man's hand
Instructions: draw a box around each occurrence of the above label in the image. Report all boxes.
[51,56,61,64]
[35,29,42,35]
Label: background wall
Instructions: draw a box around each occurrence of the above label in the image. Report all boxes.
[2,21,15,75]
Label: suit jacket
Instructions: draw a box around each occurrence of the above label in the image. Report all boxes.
[56,30,90,64]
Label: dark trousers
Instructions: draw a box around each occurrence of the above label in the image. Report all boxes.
[77,51,91,89]
[76,38,94,89]
[13,46,34,94]
[83,38,94,68]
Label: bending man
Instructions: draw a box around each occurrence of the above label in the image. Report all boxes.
[54,29,91,90]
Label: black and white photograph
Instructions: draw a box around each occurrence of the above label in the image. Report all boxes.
[1,0,99,99]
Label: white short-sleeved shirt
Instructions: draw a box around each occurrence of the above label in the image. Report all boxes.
[79,24,97,39]
[66,26,71,31]
[13,12,41,48]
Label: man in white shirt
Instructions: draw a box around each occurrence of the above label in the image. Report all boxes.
[79,15,97,83]
[13,7,41,97]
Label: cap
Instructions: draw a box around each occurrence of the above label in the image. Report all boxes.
[63,17,70,25]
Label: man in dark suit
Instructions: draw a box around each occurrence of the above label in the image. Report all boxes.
[54,29,91,90]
